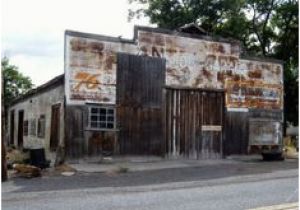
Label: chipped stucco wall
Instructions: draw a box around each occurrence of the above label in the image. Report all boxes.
[8,84,64,158]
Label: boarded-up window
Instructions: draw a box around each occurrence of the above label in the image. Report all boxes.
[29,119,36,136]
[23,120,29,136]
[37,115,46,138]
[88,106,115,130]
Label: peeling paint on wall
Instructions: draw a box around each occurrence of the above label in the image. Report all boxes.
[65,36,136,104]
[65,27,283,110]
[225,79,283,109]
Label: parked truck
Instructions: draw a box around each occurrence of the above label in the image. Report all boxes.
[248,118,284,160]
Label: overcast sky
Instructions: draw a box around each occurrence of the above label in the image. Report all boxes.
[1,0,151,86]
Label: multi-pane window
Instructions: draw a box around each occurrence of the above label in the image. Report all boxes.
[37,115,46,138]
[89,106,115,130]
[29,119,36,136]
[23,120,29,136]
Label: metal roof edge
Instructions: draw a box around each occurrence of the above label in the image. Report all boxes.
[65,30,135,44]
[9,74,65,107]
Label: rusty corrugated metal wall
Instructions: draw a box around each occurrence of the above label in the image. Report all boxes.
[65,29,283,110]
[64,27,283,158]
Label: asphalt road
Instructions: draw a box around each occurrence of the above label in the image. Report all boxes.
[2,171,298,210]
[2,159,298,210]
[2,159,298,193]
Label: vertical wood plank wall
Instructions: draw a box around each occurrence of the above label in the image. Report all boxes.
[117,53,166,155]
[164,88,225,159]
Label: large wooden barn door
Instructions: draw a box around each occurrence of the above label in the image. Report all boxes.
[164,88,224,159]
[117,53,166,155]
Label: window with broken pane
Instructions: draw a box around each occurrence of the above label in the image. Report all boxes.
[23,120,29,136]
[88,106,115,130]
[37,115,46,138]
[29,119,37,136]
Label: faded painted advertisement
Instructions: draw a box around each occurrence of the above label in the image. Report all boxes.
[225,60,283,109]
[65,35,136,104]
[138,30,240,89]
[65,27,283,110]
[137,31,283,110]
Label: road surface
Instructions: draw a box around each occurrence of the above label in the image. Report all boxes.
[2,159,298,210]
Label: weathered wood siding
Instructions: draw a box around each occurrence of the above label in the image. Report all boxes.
[164,88,224,159]
[117,53,166,155]
[65,106,85,158]
[224,111,249,155]
[65,105,116,158]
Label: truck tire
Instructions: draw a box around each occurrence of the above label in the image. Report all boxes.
[262,153,285,161]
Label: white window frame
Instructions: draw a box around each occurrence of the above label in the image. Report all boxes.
[87,105,116,131]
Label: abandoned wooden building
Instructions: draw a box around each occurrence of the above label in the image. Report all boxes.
[7,25,284,161]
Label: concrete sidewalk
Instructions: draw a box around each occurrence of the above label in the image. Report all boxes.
[67,155,256,173]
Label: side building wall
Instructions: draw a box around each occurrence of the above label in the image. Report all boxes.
[7,83,65,160]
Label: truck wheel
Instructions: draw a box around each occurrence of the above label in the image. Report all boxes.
[262,153,270,161]
[262,153,285,161]
[275,153,285,161]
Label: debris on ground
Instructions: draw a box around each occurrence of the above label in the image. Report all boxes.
[284,146,298,159]
[13,163,41,178]
[117,165,129,173]
[6,148,29,169]
[61,172,75,176]
[105,165,129,177]
[54,146,65,167]
[283,136,298,159]
[55,164,76,175]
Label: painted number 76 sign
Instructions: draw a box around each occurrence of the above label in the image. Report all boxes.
[74,72,100,90]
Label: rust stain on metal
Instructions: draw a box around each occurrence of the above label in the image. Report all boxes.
[139,32,152,44]
[70,38,104,55]
[154,34,164,46]
[202,68,213,81]
[140,46,148,55]
[218,45,225,53]
[70,38,87,51]
[225,79,283,109]
[152,46,162,57]
[192,74,203,86]
[248,69,262,79]
[217,70,232,82]
[166,48,177,55]
[104,54,116,70]
[65,28,283,110]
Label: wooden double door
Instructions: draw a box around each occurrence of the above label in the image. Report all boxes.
[164,88,225,159]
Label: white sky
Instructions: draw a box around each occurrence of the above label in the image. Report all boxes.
[1,0,151,86]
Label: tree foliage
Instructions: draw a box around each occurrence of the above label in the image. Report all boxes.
[1,57,34,108]
[129,0,299,126]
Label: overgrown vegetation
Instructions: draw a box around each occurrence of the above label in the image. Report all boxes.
[129,0,299,127]
[2,57,34,108]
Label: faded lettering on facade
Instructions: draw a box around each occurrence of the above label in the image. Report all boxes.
[65,28,283,110]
